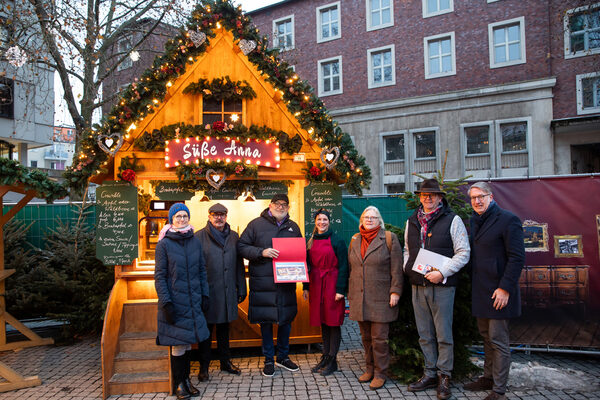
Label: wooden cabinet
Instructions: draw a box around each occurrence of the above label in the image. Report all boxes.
[519,265,589,310]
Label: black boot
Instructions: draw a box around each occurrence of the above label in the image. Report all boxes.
[197,363,209,382]
[171,355,191,400]
[311,354,329,373]
[320,356,338,376]
[183,351,200,397]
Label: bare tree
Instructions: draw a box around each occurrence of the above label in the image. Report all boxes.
[3,0,192,152]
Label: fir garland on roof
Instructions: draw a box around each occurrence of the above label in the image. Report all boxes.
[0,158,68,203]
[63,0,371,195]
[183,76,257,102]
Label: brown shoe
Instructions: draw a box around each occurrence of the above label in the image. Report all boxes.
[464,376,494,391]
[369,377,385,390]
[484,391,506,400]
[407,374,438,392]
[358,371,373,382]
[437,374,451,400]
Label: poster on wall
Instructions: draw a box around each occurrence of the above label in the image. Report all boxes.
[96,181,138,266]
[304,182,342,237]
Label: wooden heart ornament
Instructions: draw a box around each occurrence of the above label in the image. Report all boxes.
[320,146,340,170]
[97,132,123,156]
[189,29,206,47]
[206,169,226,190]
[238,39,257,55]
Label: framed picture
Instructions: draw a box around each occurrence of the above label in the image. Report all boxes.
[554,235,584,258]
[523,220,549,252]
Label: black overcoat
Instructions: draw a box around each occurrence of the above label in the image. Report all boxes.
[469,202,525,319]
[154,229,210,345]
[195,222,247,324]
[237,208,302,325]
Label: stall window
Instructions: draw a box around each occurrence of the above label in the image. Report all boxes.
[564,3,600,58]
[273,15,294,51]
[317,2,341,43]
[202,98,243,125]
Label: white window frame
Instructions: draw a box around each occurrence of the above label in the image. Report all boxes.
[411,127,440,161]
[273,15,295,51]
[422,0,454,18]
[495,117,532,173]
[318,56,343,97]
[367,44,396,89]
[366,0,394,32]
[564,3,600,59]
[316,2,341,43]
[460,121,495,176]
[576,72,600,115]
[379,130,409,192]
[424,32,456,79]
[117,37,132,71]
[488,16,526,69]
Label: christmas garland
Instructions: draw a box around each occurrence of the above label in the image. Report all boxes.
[117,155,145,183]
[133,122,302,154]
[182,76,257,102]
[0,158,68,203]
[64,0,371,195]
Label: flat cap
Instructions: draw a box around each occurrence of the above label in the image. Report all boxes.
[208,203,228,214]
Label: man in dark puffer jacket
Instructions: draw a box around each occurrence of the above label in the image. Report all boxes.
[237,193,302,377]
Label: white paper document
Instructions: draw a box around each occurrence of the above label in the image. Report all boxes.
[412,248,452,275]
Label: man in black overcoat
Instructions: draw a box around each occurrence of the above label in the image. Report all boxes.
[465,182,525,400]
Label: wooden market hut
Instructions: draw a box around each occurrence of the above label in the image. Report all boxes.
[90,2,370,398]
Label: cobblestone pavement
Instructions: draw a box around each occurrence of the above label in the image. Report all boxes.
[0,320,598,400]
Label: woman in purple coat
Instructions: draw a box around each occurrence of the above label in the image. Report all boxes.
[303,209,349,376]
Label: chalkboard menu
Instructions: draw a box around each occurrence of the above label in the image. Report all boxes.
[207,187,238,200]
[256,182,288,199]
[304,182,342,236]
[96,181,138,265]
[155,181,194,201]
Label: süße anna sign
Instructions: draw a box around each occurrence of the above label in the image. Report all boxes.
[165,137,280,168]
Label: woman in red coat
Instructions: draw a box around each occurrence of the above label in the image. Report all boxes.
[303,209,349,376]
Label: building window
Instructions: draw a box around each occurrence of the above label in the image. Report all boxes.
[488,17,526,68]
[414,131,436,159]
[317,2,341,43]
[423,0,453,18]
[576,72,600,114]
[385,183,405,193]
[202,99,243,125]
[318,56,343,96]
[500,122,527,153]
[30,160,38,168]
[273,15,294,51]
[368,45,395,88]
[424,32,456,79]
[384,134,404,161]
[367,0,393,31]
[465,125,490,155]
[0,77,14,119]
[565,3,600,58]
[117,37,132,71]
[0,18,13,46]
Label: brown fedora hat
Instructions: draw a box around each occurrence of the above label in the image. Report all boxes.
[414,179,446,195]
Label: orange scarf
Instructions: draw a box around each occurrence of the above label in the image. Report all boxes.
[359,225,381,258]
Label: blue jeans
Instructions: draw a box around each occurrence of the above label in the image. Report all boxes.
[412,285,456,377]
[260,323,291,364]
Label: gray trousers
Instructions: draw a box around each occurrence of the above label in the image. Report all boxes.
[411,285,455,377]
[477,318,510,394]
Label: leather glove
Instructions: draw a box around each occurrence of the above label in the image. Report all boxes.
[163,302,175,325]
[237,295,246,304]
[201,295,210,313]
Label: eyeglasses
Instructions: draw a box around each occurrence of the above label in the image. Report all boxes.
[470,194,491,202]
[210,213,227,219]
[363,216,378,221]
[173,215,189,220]
[419,193,437,199]
[271,201,289,209]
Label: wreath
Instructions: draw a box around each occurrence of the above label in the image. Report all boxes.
[182,76,257,102]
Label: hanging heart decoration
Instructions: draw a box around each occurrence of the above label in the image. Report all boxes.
[238,39,257,55]
[6,46,27,68]
[189,29,207,47]
[97,132,123,156]
[206,169,226,190]
[320,146,340,170]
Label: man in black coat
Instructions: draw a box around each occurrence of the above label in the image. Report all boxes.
[237,193,302,377]
[195,203,247,381]
[465,182,525,400]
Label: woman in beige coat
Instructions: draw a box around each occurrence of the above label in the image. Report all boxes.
[348,206,403,390]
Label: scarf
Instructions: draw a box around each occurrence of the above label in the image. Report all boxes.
[209,222,230,247]
[359,225,381,258]
[471,200,497,238]
[416,202,443,246]
[158,224,195,241]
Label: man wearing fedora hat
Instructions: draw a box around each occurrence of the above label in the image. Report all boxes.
[195,203,247,381]
[403,179,470,400]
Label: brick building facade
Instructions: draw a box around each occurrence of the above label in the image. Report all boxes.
[249,0,600,193]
